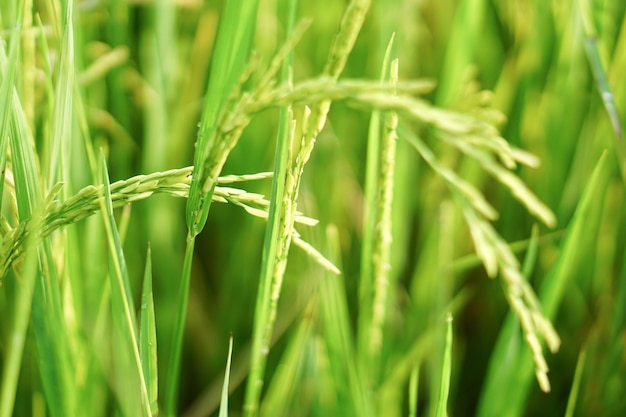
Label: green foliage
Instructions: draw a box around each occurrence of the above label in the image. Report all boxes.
[0,1,625,416]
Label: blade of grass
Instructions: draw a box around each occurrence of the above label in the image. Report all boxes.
[319,224,371,416]
[20,0,35,129]
[564,347,587,417]
[0,23,19,215]
[578,0,623,142]
[436,0,488,106]
[539,153,612,316]
[4,22,77,414]
[358,34,395,386]
[48,0,74,191]
[140,244,159,416]
[185,0,259,236]
[609,240,626,354]
[426,200,457,415]
[243,0,297,413]
[30,266,75,417]
[165,232,195,417]
[98,153,151,417]
[218,336,234,417]
[435,313,453,417]
[168,1,259,415]
[600,241,626,409]
[0,242,38,417]
[47,11,89,411]
[258,298,317,417]
[408,363,420,417]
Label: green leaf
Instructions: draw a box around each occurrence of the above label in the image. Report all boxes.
[564,347,587,417]
[98,153,151,417]
[358,34,395,383]
[408,364,420,417]
[140,244,159,416]
[0,243,38,417]
[435,314,453,417]
[0,26,25,417]
[0,24,19,215]
[218,336,235,417]
[2,17,76,416]
[185,0,260,235]
[171,1,259,415]
[243,1,295,415]
[578,0,622,142]
[320,225,372,416]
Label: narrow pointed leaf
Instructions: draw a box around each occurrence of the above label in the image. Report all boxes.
[435,314,453,417]
[99,153,151,417]
[218,336,235,417]
[140,244,159,416]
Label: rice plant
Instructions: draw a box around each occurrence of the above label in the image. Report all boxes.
[0,1,624,416]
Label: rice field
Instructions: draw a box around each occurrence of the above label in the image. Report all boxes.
[0,1,625,416]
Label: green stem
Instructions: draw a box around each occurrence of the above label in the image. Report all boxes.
[243,3,297,415]
[164,234,196,417]
[0,248,38,417]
